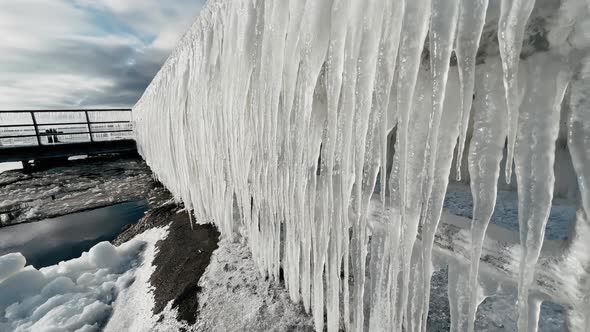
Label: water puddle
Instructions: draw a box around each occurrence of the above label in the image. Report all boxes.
[0,200,149,268]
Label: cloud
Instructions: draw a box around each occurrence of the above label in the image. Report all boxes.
[0,0,204,110]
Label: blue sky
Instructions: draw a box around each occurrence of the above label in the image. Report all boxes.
[0,0,205,110]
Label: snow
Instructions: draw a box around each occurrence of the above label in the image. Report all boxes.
[0,253,26,283]
[0,227,168,332]
[0,162,22,174]
[110,229,314,332]
[132,0,590,331]
[103,227,170,332]
[191,238,314,332]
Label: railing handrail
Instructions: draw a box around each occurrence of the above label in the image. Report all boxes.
[0,108,131,113]
[0,109,133,146]
[0,120,132,128]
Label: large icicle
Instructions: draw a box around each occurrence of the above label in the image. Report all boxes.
[322,2,351,330]
[513,53,570,332]
[423,0,460,203]
[497,0,536,183]
[418,68,462,332]
[465,59,509,332]
[566,56,590,332]
[393,68,433,332]
[412,1,460,330]
[392,0,431,329]
[454,0,489,181]
[395,0,431,225]
[366,0,405,331]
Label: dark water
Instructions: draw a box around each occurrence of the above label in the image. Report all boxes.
[0,200,149,268]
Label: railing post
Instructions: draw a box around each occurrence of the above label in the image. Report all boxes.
[85,111,94,142]
[30,111,42,146]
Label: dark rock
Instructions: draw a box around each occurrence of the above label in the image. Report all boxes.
[146,205,220,325]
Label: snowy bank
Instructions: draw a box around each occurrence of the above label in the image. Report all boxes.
[0,227,168,332]
[113,203,313,331]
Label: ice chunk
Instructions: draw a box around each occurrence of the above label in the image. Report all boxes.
[0,252,26,283]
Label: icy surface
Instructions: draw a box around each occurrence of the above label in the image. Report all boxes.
[0,227,167,332]
[133,0,590,331]
[0,158,157,227]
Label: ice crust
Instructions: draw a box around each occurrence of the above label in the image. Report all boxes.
[133,0,590,331]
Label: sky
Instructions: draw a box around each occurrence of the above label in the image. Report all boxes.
[0,0,205,110]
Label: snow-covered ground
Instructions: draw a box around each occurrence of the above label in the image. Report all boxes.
[0,162,22,174]
[0,227,168,332]
[112,205,314,332]
[191,238,314,332]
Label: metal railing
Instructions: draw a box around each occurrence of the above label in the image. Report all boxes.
[0,109,133,147]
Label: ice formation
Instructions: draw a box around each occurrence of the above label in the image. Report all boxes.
[133,0,590,331]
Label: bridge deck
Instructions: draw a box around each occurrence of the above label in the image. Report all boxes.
[0,140,137,163]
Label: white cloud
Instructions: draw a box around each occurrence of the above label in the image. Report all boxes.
[74,0,201,48]
[0,0,204,110]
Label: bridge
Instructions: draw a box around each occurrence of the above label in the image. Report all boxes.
[0,109,137,166]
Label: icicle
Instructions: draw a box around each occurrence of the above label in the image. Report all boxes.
[368,1,405,330]
[513,53,570,332]
[454,0,489,181]
[348,0,388,327]
[323,1,352,330]
[567,55,590,332]
[393,68,432,331]
[395,0,431,224]
[400,1,461,330]
[393,0,431,328]
[376,0,405,209]
[568,56,590,235]
[423,0,460,202]
[419,68,462,332]
[497,0,536,183]
[465,58,508,332]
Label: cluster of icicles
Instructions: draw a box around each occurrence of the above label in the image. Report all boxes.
[133,0,590,331]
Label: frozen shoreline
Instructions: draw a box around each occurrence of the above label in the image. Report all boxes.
[0,156,168,227]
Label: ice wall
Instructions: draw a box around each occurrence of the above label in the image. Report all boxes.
[133,0,590,331]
